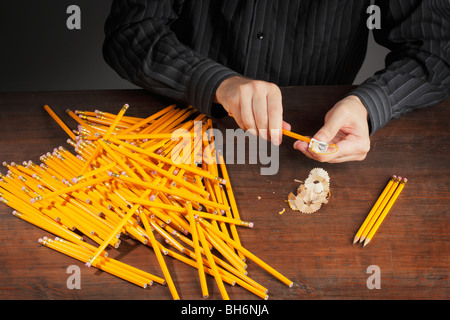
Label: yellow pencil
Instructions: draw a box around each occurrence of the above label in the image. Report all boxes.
[43,105,77,140]
[187,202,209,298]
[359,176,401,243]
[197,219,229,300]
[353,175,396,244]
[102,104,129,140]
[364,178,407,247]
[140,211,180,300]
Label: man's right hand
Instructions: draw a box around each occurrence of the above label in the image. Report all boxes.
[214,75,290,146]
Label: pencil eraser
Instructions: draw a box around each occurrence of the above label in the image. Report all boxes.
[2,161,6,166]
[249,222,254,228]
[220,210,225,215]
[55,237,60,241]
[222,179,227,185]
[404,178,408,182]
[38,238,43,244]
[11,162,16,166]
[85,262,91,267]
[173,170,179,175]
[72,177,78,184]
[149,195,156,201]
[398,176,402,180]
[30,198,35,204]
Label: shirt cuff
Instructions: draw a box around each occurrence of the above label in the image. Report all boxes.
[347,82,393,135]
[186,59,239,118]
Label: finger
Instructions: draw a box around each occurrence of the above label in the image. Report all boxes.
[233,84,255,133]
[314,113,344,144]
[239,92,257,135]
[253,91,269,140]
[282,121,291,131]
[267,88,283,146]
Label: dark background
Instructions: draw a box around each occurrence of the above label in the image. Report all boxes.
[0,1,388,93]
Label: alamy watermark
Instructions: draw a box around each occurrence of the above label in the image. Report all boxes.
[170,122,280,176]
[366,265,381,289]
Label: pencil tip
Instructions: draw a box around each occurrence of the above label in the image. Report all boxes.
[353,236,359,244]
[363,239,370,247]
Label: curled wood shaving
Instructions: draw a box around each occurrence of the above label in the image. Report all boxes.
[288,168,331,214]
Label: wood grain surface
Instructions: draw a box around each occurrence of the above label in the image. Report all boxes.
[0,87,448,300]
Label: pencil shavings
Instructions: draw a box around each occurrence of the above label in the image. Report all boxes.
[288,168,330,214]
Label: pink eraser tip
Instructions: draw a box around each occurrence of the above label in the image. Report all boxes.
[71,178,78,183]
[43,236,48,240]
[55,237,60,241]
[94,110,99,114]
[85,262,91,267]
[12,210,17,215]
[107,171,112,176]
[30,198,35,204]
[183,230,189,235]
[2,161,6,166]
[398,176,402,180]
[173,170,179,175]
[171,230,177,236]
[32,174,37,178]
[11,162,16,166]
[220,210,225,215]
[404,178,408,182]
[21,186,26,191]
[249,222,254,228]
[38,238,43,243]
[149,195,156,201]
[46,152,51,157]
[222,179,227,185]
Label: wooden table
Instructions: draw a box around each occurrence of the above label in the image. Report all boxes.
[0,86,448,302]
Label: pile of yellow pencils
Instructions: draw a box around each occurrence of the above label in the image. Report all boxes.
[0,103,293,300]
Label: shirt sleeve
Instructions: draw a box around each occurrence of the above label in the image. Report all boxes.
[102,0,239,117]
[348,0,450,135]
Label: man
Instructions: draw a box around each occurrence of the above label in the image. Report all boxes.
[102,0,450,163]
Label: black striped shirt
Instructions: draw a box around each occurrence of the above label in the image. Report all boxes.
[103,0,450,134]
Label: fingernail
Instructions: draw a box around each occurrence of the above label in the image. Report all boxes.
[272,137,280,146]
